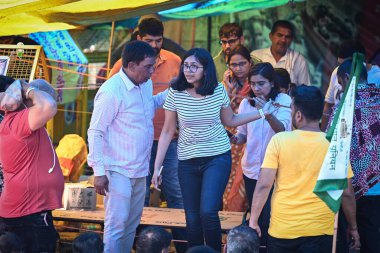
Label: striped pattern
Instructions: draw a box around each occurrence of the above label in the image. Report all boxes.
[164,84,231,160]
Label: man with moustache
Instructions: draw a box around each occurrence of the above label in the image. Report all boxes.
[250,20,310,85]
[249,86,359,253]
[88,41,168,253]
[108,18,186,252]
[213,23,245,82]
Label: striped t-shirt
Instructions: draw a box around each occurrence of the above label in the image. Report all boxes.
[164,83,231,160]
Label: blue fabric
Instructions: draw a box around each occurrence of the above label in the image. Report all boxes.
[178,151,231,251]
[365,181,380,196]
[146,139,187,253]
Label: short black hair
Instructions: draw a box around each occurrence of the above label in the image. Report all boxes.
[122,40,156,68]
[274,68,291,91]
[171,48,218,96]
[0,75,15,92]
[72,232,103,253]
[227,225,260,253]
[337,40,366,59]
[271,20,295,38]
[227,45,251,64]
[248,62,280,107]
[135,226,172,253]
[292,85,324,121]
[219,23,243,38]
[186,245,217,253]
[0,231,24,253]
[337,58,367,83]
[138,18,164,37]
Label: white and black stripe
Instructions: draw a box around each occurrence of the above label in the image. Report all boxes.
[164,83,231,160]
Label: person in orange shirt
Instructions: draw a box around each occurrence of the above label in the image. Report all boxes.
[109,17,186,253]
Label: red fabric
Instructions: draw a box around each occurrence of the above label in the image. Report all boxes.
[223,81,250,211]
[0,109,64,218]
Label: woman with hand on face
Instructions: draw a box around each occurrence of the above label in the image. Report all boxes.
[230,62,291,249]
[152,49,277,252]
[221,45,253,211]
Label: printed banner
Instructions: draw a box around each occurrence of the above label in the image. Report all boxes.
[314,54,364,212]
[30,31,88,104]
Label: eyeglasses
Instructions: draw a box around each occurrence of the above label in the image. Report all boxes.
[229,61,248,69]
[183,64,204,73]
[249,81,269,88]
[219,38,240,45]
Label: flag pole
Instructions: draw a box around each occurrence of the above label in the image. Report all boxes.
[332,212,339,253]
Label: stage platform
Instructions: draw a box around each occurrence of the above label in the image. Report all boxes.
[53,206,244,231]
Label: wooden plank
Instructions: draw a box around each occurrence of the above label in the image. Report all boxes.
[53,206,243,231]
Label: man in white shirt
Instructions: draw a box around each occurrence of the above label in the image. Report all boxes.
[320,40,380,131]
[250,20,310,85]
[87,41,167,253]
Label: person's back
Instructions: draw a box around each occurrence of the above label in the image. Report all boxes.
[266,129,334,238]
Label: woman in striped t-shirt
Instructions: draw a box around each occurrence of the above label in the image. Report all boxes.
[152,48,277,251]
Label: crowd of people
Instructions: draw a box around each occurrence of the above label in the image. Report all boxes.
[0,15,379,253]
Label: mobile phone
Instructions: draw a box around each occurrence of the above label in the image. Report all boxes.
[226,130,234,138]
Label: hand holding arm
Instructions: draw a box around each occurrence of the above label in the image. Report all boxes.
[221,100,278,128]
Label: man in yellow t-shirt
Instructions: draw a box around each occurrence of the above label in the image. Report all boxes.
[249,86,360,252]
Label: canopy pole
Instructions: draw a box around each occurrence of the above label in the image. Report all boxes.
[207,16,212,52]
[332,211,339,253]
[107,21,115,78]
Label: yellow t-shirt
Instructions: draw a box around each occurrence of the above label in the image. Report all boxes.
[262,130,353,239]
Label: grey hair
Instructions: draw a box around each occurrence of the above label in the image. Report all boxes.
[227,225,260,253]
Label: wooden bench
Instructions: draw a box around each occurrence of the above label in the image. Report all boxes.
[53,206,244,231]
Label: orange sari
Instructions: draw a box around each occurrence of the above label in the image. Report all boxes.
[223,81,251,211]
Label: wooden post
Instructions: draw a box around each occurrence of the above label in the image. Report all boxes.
[107,21,115,78]
[332,211,339,253]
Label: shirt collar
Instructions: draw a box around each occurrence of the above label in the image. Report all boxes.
[155,50,167,68]
[118,67,138,91]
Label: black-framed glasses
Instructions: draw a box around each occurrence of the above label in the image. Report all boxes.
[229,61,248,69]
[183,64,204,73]
[219,38,240,45]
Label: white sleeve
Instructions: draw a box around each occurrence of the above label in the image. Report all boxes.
[325,68,338,104]
[87,89,119,176]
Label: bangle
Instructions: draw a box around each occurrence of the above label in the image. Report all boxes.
[265,114,273,121]
[258,109,265,119]
[25,86,37,99]
[322,113,331,117]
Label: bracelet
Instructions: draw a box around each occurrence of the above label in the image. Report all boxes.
[265,114,273,121]
[25,86,37,99]
[258,109,265,119]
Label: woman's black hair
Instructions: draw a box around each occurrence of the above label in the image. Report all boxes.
[171,48,218,96]
[248,62,280,107]
[274,68,291,91]
[226,45,251,65]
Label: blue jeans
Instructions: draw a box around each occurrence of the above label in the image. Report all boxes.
[243,174,272,252]
[146,140,183,208]
[146,140,187,253]
[178,150,232,252]
[0,211,57,253]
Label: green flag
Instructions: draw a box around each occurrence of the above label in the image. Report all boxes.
[313,53,364,213]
